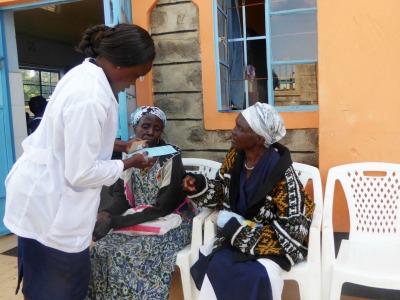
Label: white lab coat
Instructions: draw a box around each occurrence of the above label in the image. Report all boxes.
[4,58,124,253]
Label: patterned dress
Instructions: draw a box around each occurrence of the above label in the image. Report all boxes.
[86,159,193,300]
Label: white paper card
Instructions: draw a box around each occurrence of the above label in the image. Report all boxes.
[127,145,177,158]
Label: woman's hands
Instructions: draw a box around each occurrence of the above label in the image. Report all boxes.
[97,211,111,221]
[123,152,157,171]
[125,138,148,154]
[182,174,197,193]
[92,211,112,242]
[217,210,261,229]
[117,138,156,171]
[114,138,147,154]
[217,210,243,228]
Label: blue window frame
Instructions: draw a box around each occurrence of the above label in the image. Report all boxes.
[0,11,13,236]
[103,0,133,141]
[214,0,318,112]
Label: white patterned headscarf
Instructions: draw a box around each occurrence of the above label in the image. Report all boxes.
[130,106,167,127]
[241,102,286,147]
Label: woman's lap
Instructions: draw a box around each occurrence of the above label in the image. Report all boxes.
[87,219,192,300]
[194,247,283,300]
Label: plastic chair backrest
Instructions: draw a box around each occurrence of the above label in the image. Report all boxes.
[292,162,323,262]
[182,158,220,180]
[182,157,221,245]
[280,162,323,300]
[322,162,400,299]
[325,162,400,243]
[177,158,221,300]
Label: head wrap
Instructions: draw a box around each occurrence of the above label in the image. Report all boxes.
[130,106,167,128]
[241,102,286,147]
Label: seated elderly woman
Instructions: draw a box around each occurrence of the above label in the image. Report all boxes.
[86,106,194,300]
[182,102,315,300]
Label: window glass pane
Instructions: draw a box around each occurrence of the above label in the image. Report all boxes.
[270,0,316,12]
[271,12,317,61]
[219,64,230,109]
[273,63,318,106]
[22,69,40,85]
[42,86,52,96]
[50,72,59,83]
[245,1,265,36]
[23,85,40,103]
[218,9,226,37]
[41,71,51,84]
[218,10,228,63]
[219,39,228,64]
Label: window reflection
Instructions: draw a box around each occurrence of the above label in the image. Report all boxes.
[274,63,318,107]
[271,12,317,61]
[270,0,316,12]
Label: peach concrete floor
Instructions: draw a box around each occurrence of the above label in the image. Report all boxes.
[0,234,371,300]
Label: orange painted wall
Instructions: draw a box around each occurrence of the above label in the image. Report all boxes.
[130,0,157,107]
[0,0,36,5]
[318,0,400,231]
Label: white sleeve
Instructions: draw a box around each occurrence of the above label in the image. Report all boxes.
[63,100,123,188]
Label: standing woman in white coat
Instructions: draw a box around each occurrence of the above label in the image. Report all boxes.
[3,23,156,300]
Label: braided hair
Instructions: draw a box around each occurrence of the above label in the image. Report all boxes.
[76,23,155,67]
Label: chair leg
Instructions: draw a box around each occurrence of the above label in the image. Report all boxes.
[298,282,321,300]
[299,277,321,300]
[178,265,193,300]
[297,280,308,300]
[329,276,343,300]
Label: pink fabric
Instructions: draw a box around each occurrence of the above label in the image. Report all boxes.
[125,182,135,206]
[113,224,161,234]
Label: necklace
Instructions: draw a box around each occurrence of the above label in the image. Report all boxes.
[244,151,265,171]
[244,161,255,171]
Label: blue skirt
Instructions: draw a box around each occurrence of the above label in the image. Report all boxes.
[17,236,90,300]
[191,247,273,300]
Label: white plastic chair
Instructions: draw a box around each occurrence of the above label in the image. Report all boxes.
[202,162,323,300]
[322,162,400,300]
[175,158,222,300]
[281,162,323,300]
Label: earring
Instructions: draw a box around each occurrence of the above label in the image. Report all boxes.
[139,76,145,82]
[117,66,121,69]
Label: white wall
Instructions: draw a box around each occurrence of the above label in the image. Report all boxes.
[4,11,25,158]
[17,33,84,70]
